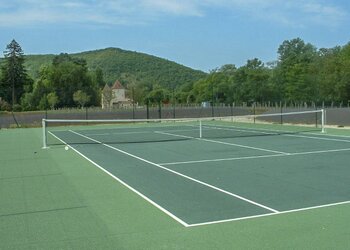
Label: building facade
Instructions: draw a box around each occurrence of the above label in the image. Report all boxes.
[101,80,133,109]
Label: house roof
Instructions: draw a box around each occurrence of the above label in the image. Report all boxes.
[102,84,110,91]
[111,80,124,90]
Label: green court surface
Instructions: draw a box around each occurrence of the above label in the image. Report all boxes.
[1,122,350,249]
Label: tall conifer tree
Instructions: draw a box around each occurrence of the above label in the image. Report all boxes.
[1,39,28,107]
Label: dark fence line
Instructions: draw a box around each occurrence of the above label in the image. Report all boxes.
[1,104,350,128]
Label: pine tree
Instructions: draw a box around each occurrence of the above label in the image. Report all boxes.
[1,39,29,107]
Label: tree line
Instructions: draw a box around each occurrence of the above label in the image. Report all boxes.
[0,38,349,111]
[0,40,104,111]
[187,38,350,106]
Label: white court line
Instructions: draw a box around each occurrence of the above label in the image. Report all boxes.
[308,132,350,138]
[283,133,350,143]
[159,147,350,166]
[87,131,151,136]
[47,131,189,227]
[155,131,289,155]
[202,125,276,135]
[154,131,195,139]
[201,137,289,155]
[285,147,350,156]
[70,129,280,214]
[52,130,148,136]
[188,200,350,227]
[86,128,198,136]
[72,128,199,137]
[155,128,198,133]
[160,154,283,166]
[203,123,298,135]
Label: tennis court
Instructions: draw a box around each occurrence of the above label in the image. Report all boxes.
[44,110,350,227]
[2,110,350,249]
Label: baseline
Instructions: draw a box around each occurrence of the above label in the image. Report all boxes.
[188,200,350,227]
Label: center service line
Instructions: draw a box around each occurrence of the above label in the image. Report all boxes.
[70,130,279,214]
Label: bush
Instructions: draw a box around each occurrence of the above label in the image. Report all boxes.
[12,104,22,112]
[0,99,11,111]
[38,96,49,110]
[20,93,36,111]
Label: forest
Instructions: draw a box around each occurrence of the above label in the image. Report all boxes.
[0,37,349,111]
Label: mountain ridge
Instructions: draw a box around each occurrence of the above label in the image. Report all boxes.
[23,47,207,88]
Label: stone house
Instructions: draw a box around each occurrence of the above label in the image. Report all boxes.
[101,80,133,109]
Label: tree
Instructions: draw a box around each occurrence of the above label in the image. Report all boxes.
[93,67,105,88]
[49,54,97,107]
[313,44,350,103]
[242,58,271,103]
[30,66,52,109]
[275,38,317,102]
[20,92,35,111]
[101,84,113,109]
[217,64,236,74]
[0,39,31,107]
[119,73,145,105]
[47,92,59,109]
[192,71,231,104]
[147,85,167,104]
[73,90,90,108]
[22,54,101,110]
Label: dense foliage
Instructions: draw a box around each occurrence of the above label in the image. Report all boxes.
[189,38,350,106]
[0,38,349,111]
[28,53,100,109]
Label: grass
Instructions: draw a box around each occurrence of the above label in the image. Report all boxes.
[0,127,350,249]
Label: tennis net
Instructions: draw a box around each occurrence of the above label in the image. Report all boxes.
[42,109,325,148]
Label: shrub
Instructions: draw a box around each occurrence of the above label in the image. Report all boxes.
[0,99,11,111]
[12,104,22,112]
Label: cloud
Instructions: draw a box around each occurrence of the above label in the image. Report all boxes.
[205,0,347,27]
[301,2,347,26]
[0,0,347,27]
[140,0,203,16]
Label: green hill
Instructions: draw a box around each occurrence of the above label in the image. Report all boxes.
[23,48,207,88]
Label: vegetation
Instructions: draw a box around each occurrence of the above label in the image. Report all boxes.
[21,53,100,110]
[0,38,349,111]
[47,92,58,110]
[73,90,90,108]
[189,38,350,106]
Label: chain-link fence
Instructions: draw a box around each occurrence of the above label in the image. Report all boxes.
[1,103,350,128]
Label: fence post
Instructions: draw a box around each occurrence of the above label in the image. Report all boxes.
[280,101,283,124]
[132,87,135,119]
[253,102,256,124]
[146,101,149,119]
[158,102,161,119]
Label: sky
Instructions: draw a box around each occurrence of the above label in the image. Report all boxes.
[0,0,349,72]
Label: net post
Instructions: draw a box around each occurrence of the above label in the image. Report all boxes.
[199,119,202,138]
[321,109,325,133]
[42,119,48,149]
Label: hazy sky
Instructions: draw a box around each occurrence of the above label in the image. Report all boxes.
[0,0,349,71]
